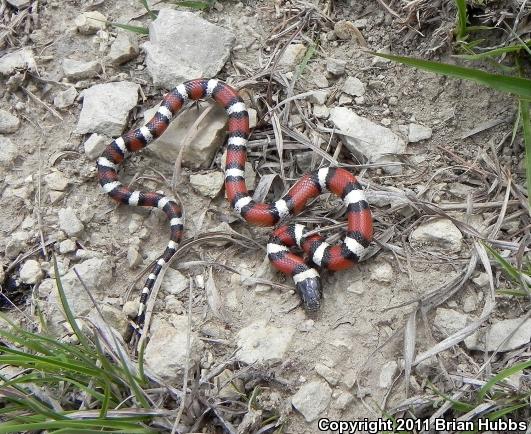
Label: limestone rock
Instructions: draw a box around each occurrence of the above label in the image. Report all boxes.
[410,219,463,253]
[278,44,306,69]
[109,32,139,65]
[329,107,406,162]
[408,123,432,142]
[143,9,234,88]
[189,171,224,198]
[19,259,43,284]
[84,133,107,160]
[0,48,36,75]
[75,11,107,35]
[76,82,140,136]
[291,381,332,422]
[434,308,468,336]
[58,208,84,237]
[0,110,20,133]
[62,58,101,80]
[54,87,78,109]
[236,320,294,364]
[465,316,531,352]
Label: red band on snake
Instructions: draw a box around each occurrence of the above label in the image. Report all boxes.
[97,79,373,329]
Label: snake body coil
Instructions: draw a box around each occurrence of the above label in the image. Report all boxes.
[97,79,373,327]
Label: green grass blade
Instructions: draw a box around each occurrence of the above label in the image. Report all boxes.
[486,403,528,420]
[483,243,521,282]
[521,98,531,208]
[172,0,214,10]
[140,0,157,20]
[454,0,468,40]
[478,359,531,401]
[109,22,149,34]
[454,41,531,60]
[369,52,531,99]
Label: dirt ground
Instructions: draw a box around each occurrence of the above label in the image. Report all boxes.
[0,0,529,433]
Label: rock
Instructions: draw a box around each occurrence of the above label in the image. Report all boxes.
[465,316,531,352]
[291,381,332,422]
[75,11,107,35]
[143,9,234,88]
[236,320,295,364]
[472,273,490,288]
[308,89,329,105]
[315,363,340,386]
[7,0,30,8]
[415,356,438,377]
[123,300,139,318]
[161,268,188,295]
[379,361,398,388]
[326,58,346,76]
[332,390,354,411]
[0,137,17,164]
[463,293,478,313]
[353,18,368,29]
[19,260,43,284]
[408,123,432,142]
[343,76,365,96]
[278,44,306,69]
[44,171,69,191]
[214,369,243,399]
[0,48,36,75]
[127,246,142,268]
[59,239,77,254]
[62,58,101,80]
[144,101,226,169]
[5,232,29,258]
[88,304,129,336]
[409,219,463,253]
[370,262,393,283]
[84,133,107,160]
[313,104,329,119]
[58,208,84,237]
[76,82,140,136]
[0,110,20,133]
[47,257,113,318]
[144,318,204,381]
[334,20,361,40]
[434,308,468,336]
[189,171,224,198]
[247,108,257,129]
[109,32,139,65]
[329,107,406,162]
[338,94,352,105]
[53,86,77,109]
[346,279,364,294]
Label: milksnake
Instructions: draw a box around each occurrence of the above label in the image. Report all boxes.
[97,79,373,331]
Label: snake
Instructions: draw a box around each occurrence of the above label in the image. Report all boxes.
[96,79,373,331]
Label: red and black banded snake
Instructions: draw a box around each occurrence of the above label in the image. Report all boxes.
[96,79,373,332]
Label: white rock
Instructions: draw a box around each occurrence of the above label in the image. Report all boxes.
[189,171,224,198]
[247,108,257,129]
[326,58,346,76]
[75,11,107,35]
[53,86,77,109]
[409,219,463,253]
[44,171,69,191]
[236,320,295,364]
[127,246,142,268]
[59,239,77,254]
[379,361,398,388]
[214,369,242,399]
[144,318,204,381]
[315,363,340,386]
[338,94,352,105]
[109,32,139,65]
[19,259,43,284]
[161,268,188,295]
[47,257,113,318]
[76,82,140,136]
[0,137,17,164]
[408,123,432,142]
[332,390,354,411]
[463,293,478,313]
[334,20,359,40]
[144,101,226,169]
[88,304,129,336]
[143,9,234,88]
[346,279,364,294]
[472,273,490,288]
[343,76,365,96]
[313,104,329,119]
[0,109,20,133]
[278,44,306,69]
[465,316,531,352]
[58,207,84,237]
[329,107,406,162]
[62,58,101,80]
[0,48,36,75]
[434,308,468,336]
[291,381,332,422]
[123,300,139,318]
[370,262,393,283]
[7,0,30,8]
[84,133,107,160]
[308,89,330,105]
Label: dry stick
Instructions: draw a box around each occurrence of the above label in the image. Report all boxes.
[21,86,63,121]
[171,278,194,434]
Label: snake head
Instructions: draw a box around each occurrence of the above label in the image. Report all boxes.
[295,277,322,312]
